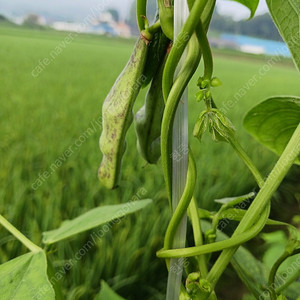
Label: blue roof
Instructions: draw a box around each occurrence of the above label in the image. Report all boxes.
[93,23,117,35]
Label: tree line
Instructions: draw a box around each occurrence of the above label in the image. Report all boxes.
[210,12,282,41]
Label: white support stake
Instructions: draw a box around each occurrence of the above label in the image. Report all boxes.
[166,1,189,299]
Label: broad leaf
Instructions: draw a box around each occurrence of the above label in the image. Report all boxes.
[261,231,287,269]
[200,221,268,297]
[266,0,300,71]
[277,252,300,299]
[43,199,152,244]
[283,280,300,299]
[226,229,300,299]
[229,0,259,18]
[95,281,125,300]
[233,246,300,299]
[232,245,269,298]
[0,251,55,299]
[244,96,300,165]
[201,221,300,298]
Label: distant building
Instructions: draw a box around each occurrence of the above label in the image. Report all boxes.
[52,21,86,33]
[240,45,265,55]
[50,11,131,38]
[91,23,116,36]
[209,37,240,51]
[93,11,131,37]
[113,22,131,38]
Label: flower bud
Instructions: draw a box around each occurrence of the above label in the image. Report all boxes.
[211,77,222,87]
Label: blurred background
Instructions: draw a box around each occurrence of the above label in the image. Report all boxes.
[0,0,299,299]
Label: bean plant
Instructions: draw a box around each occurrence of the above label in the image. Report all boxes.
[0,0,300,299]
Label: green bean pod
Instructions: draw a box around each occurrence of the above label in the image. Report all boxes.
[157,0,174,40]
[141,28,169,88]
[135,53,168,164]
[99,37,148,189]
[136,0,147,32]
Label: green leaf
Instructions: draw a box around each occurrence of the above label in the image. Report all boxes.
[201,221,300,298]
[214,192,255,205]
[231,242,269,298]
[276,295,287,300]
[0,251,55,300]
[234,246,300,299]
[201,220,267,297]
[266,0,300,71]
[244,96,300,165]
[277,253,300,299]
[229,0,259,18]
[284,281,300,299]
[95,281,125,300]
[43,199,152,244]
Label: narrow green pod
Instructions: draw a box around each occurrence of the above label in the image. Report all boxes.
[135,54,167,164]
[157,0,174,40]
[136,0,147,32]
[99,37,148,189]
[142,28,169,88]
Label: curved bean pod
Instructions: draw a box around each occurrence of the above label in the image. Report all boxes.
[157,0,174,40]
[135,54,167,164]
[141,28,170,88]
[99,37,148,189]
[136,0,147,32]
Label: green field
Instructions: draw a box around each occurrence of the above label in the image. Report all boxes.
[0,24,300,299]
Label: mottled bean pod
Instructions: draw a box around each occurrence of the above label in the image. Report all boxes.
[99,37,148,189]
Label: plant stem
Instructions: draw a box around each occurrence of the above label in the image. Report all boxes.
[148,21,161,34]
[188,197,208,277]
[47,256,64,300]
[206,123,300,290]
[161,34,201,208]
[195,20,213,80]
[166,1,190,298]
[229,137,264,188]
[164,153,197,250]
[162,0,209,101]
[0,214,41,253]
[157,204,270,258]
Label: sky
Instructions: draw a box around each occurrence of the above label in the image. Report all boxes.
[0,0,269,22]
[217,0,268,20]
